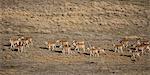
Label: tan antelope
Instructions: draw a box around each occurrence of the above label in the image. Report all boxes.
[21,36,33,46]
[14,40,24,52]
[9,36,19,48]
[18,37,30,48]
[135,44,150,55]
[98,47,106,55]
[62,45,72,54]
[119,38,129,48]
[56,39,69,48]
[45,40,56,51]
[72,40,86,52]
[114,44,124,53]
[88,47,99,57]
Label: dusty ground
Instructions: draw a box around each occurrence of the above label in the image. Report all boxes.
[0,33,150,75]
[0,0,150,75]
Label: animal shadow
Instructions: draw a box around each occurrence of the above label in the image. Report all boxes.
[54,51,62,53]
[109,49,114,52]
[39,47,48,50]
[12,49,18,52]
[83,53,90,55]
[123,54,132,57]
[84,61,97,65]
[3,44,11,47]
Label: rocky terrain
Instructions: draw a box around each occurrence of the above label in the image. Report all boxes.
[0,0,150,75]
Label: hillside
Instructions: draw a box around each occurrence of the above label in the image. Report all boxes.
[0,0,150,75]
[1,0,149,35]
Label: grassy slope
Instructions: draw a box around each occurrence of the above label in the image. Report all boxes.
[0,0,149,35]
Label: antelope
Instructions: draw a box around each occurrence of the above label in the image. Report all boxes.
[98,47,106,55]
[18,38,30,48]
[62,45,72,54]
[130,39,142,49]
[14,41,24,52]
[72,40,86,52]
[45,40,56,51]
[21,36,33,46]
[135,44,150,55]
[119,38,129,48]
[114,44,124,53]
[88,47,99,57]
[56,39,69,48]
[9,37,19,48]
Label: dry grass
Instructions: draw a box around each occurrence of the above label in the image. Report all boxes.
[1,0,149,34]
[0,0,150,75]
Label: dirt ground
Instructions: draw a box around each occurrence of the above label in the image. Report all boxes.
[0,33,150,75]
[0,0,150,75]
